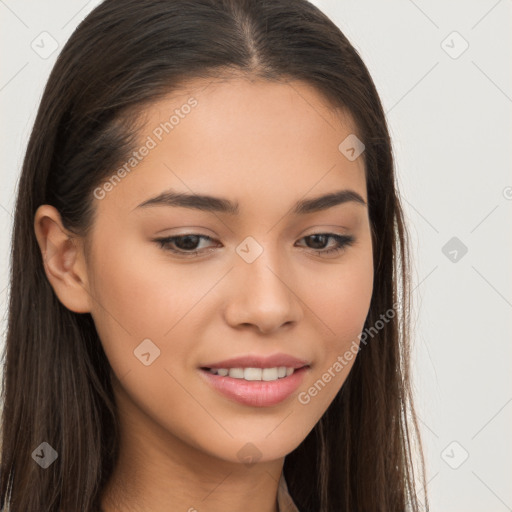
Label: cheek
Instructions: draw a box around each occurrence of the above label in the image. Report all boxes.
[296,249,373,411]
[306,248,374,343]
[89,230,191,333]
[87,230,220,385]
[86,232,177,368]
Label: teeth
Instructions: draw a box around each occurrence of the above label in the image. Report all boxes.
[228,368,244,379]
[207,366,297,381]
[245,368,262,381]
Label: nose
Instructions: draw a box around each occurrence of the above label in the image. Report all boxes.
[223,249,303,335]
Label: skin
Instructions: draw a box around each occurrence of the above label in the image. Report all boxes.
[34,77,374,512]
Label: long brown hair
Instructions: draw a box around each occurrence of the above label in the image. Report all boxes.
[0,0,428,510]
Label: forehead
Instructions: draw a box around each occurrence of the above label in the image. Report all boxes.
[94,76,367,218]
[145,76,362,154]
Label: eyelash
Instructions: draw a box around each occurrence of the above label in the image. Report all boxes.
[153,233,355,258]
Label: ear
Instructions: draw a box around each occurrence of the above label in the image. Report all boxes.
[33,204,91,313]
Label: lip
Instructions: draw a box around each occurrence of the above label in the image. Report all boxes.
[200,353,310,370]
[198,366,310,407]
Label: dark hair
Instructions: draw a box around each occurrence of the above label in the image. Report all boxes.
[0,0,428,510]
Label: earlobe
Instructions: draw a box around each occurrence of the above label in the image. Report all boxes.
[33,204,91,314]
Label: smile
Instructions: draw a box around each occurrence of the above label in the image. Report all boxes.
[198,366,310,407]
[203,366,297,381]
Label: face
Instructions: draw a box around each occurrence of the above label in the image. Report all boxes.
[47,77,374,465]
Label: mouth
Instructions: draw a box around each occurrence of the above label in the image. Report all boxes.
[199,365,309,381]
[198,365,310,407]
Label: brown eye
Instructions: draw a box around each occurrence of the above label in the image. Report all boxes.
[154,234,217,257]
[297,233,355,256]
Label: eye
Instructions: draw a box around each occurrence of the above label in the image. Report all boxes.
[153,234,218,258]
[153,233,355,258]
[296,233,355,257]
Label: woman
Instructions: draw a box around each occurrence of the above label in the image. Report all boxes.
[0,0,428,510]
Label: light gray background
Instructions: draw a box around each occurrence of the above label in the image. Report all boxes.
[1,1,511,510]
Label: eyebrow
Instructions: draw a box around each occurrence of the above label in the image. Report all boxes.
[133,188,367,215]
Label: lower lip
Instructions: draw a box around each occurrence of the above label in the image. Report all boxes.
[198,367,309,407]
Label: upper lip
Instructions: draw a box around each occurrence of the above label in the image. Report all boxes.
[200,353,311,370]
